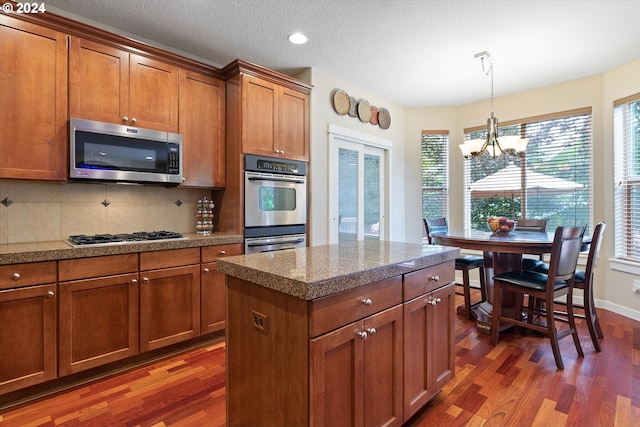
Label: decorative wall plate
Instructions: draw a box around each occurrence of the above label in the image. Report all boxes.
[348,96,358,117]
[370,106,379,125]
[357,99,371,123]
[378,108,391,129]
[333,89,350,115]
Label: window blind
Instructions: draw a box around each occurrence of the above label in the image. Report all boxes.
[613,94,640,262]
[464,109,592,234]
[421,131,449,236]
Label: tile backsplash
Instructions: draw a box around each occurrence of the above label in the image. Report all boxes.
[0,180,212,244]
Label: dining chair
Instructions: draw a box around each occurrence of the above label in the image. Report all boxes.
[490,225,585,370]
[424,218,486,320]
[516,218,549,271]
[533,222,606,352]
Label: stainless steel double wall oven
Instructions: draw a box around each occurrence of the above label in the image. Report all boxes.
[244,155,307,254]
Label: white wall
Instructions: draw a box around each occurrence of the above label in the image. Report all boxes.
[306,68,405,246]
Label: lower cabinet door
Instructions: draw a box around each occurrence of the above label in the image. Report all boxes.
[403,283,455,421]
[430,283,455,392]
[310,305,403,427]
[201,262,225,334]
[58,273,139,376]
[140,265,201,352]
[0,284,57,394]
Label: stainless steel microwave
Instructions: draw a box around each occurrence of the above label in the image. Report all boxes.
[69,118,183,185]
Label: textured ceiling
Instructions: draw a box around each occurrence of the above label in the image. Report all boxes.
[44,0,640,107]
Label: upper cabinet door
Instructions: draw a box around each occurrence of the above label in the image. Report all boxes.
[69,37,129,125]
[69,40,179,133]
[278,86,309,161]
[241,75,278,157]
[0,15,67,181]
[179,69,225,188]
[129,54,179,133]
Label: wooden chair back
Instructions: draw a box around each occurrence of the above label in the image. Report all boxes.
[545,225,586,287]
[423,218,448,245]
[580,222,606,288]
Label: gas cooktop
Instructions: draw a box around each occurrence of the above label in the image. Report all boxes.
[67,231,186,247]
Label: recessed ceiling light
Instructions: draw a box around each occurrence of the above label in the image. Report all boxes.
[288,32,308,45]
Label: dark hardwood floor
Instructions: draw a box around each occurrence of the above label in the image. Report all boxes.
[1,291,639,427]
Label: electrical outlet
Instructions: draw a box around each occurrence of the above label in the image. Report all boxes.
[252,310,269,333]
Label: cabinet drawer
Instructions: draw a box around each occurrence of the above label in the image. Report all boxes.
[202,243,243,263]
[309,276,402,337]
[140,248,200,270]
[403,261,455,301]
[59,254,138,282]
[0,261,57,289]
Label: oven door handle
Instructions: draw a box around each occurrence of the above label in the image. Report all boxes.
[247,176,305,184]
[247,238,305,247]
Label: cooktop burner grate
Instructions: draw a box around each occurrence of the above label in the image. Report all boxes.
[67,231,186,247]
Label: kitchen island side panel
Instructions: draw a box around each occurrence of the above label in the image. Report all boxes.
[226,276,309,427]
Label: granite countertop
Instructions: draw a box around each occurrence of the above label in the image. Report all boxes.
[217,240,460,300]
[0,232,244,265]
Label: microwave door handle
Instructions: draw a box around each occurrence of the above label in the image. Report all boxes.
[247,177,305,184]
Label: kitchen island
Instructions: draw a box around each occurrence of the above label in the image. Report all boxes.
[217,240,460,427]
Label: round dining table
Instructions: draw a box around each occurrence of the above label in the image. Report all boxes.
[431,228,587,334]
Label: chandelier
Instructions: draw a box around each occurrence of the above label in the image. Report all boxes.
[459,51,528,159]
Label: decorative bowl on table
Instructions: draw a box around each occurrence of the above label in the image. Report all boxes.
[487,216,517,234]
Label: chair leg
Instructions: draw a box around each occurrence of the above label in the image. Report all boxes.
[462,269,473,320]
[491,281,502,345]
[567,290,585,359]
[545,299,565,370]
[582,279,603,352]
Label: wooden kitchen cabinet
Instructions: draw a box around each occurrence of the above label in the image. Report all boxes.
[200,244,242,334]
[69,37,179,132]
[310,304,403,427]
[0,262,57,394]
[0,15,67,181]
[139,248,201,352]
[226,274,403,427]
[403,274,455,421]
[58,254,139,376]
[179,69,225,188]
[240,74,309,160]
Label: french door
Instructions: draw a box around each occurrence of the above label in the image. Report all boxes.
[329,138,387,244]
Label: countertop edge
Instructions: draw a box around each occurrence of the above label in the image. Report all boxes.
[218,245,460,300]
[0,233,244,265]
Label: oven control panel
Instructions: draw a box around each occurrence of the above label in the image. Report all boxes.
[245,154,306,176]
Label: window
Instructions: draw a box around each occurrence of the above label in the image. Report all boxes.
[421,131,449,236]
[464,108,592,234]
[613,94,640,262]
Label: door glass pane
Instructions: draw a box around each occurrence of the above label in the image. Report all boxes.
[338,148,358,243]
[364,153,381,240]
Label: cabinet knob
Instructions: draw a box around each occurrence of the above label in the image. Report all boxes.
[428,297,442,306]
[365,326,377,336]
[143,277,149,283]
[429,275,440,282]
[203,267,210,273]
[131,117,137,124]
[12,273,20,281]
[123,116,129,122]
[355,330,368,340]
[220,250,226,255]
[360,298,372,306]
[131,279,138,285]
[47,291,55,298]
